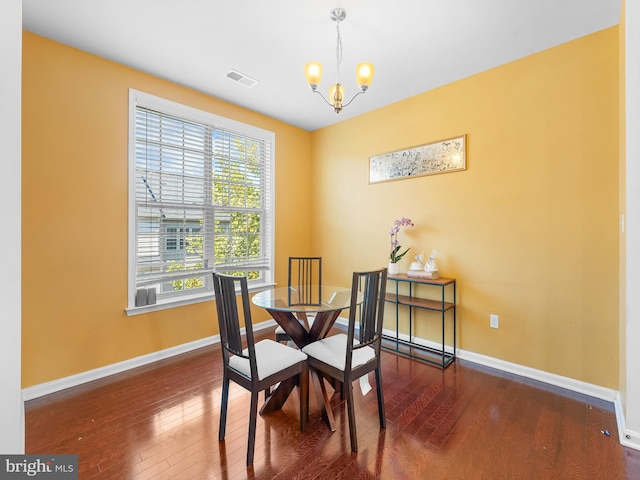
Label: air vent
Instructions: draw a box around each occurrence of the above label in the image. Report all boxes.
[225,69,258,88]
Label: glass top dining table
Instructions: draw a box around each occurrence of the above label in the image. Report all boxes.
[252,284,361,429]
[252,285,361,349]
[252,285,356,314]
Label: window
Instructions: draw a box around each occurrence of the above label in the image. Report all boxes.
[128,90,274,312]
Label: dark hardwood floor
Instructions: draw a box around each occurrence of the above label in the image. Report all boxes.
[26,327,640,479]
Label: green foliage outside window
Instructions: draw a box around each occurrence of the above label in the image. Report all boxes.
[166,135,263,291]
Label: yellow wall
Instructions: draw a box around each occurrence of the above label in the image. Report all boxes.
[22,26,620,391]
[21,32,312,388]
[311,27,620,388]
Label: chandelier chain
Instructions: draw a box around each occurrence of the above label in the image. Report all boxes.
[335,21,343,83]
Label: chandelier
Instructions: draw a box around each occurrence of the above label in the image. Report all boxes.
[304,8,374,113]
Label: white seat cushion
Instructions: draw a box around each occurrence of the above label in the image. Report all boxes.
[229,339,307,381]
[302,333,375,372]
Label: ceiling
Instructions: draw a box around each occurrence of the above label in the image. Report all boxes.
[22,0,621,132]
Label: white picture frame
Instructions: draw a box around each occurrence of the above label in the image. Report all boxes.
[369,135,466,183]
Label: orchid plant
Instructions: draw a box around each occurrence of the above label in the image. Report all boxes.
[389,217,414,263]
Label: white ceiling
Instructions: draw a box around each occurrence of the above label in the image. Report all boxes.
[22,0,621,132]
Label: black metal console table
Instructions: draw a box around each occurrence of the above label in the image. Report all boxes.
[383,274,456,368]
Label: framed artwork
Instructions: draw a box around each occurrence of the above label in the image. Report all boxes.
[369,134,466,184]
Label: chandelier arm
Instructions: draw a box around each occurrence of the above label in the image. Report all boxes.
[312,89,335,108]
[341,89,366,109]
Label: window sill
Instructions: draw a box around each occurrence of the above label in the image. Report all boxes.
[125,281,276,316]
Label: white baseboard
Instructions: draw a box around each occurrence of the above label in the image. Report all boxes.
[23,318,637,452]
[372,318,618,402]
[457,349,617,402]
[21,319,277,402]
[613,393,640,450]
[339,316,618,400]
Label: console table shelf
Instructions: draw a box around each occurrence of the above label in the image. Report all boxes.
[384,274,457,368]
[385,293,455,312]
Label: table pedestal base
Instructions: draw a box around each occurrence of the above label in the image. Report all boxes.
[260,308,344,430]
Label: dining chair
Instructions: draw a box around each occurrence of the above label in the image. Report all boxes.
[275,256,322,343]
[212,272,308,466]
[301,267,387,452]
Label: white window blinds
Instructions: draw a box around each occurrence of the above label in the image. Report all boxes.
[129,91,274,308]
[211,128,271,271]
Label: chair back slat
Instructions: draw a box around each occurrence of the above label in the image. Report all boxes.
[359,272,381,343]
[288,256,322,306]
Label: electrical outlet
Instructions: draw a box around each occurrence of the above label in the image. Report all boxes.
[490,314,499,329]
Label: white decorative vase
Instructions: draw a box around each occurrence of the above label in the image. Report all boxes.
[388,262,400,276]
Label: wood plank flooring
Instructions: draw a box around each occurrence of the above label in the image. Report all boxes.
[25,327,640,479]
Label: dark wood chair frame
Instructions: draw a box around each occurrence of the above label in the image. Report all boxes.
[306,268,387,452]
[212,272,308,466]
[276,256,323,343]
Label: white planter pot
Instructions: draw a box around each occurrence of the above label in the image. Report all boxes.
[388,262,401,276]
